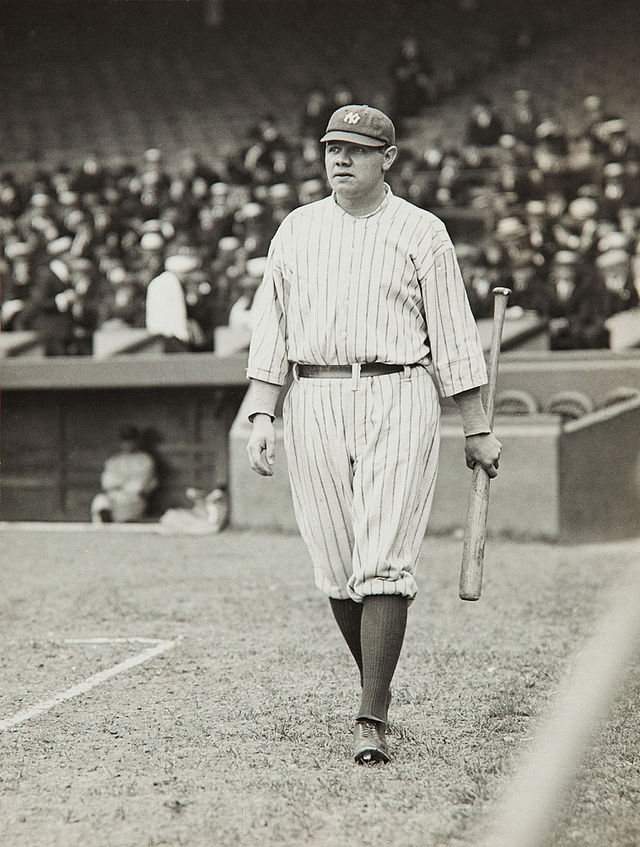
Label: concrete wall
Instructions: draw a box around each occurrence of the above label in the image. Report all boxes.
[228,393,564,539]
[3,350,640,535]
[228,354,640,541]
[559,397,640,542]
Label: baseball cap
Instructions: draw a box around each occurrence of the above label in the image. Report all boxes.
[321,105,395,147]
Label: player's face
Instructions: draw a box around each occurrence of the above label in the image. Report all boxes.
[325,142,397,201]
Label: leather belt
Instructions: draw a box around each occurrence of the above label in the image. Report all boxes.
[296,363,410,378]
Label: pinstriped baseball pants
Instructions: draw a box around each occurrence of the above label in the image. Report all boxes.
[282,366,441,602]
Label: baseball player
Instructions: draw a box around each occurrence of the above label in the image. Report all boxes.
[246,105,501,764]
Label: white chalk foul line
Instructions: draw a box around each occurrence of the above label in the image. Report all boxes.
[0,637,179,731]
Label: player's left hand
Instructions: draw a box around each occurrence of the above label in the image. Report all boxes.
[465,432,502,479]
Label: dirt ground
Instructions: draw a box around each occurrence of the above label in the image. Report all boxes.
[0,526,639,847]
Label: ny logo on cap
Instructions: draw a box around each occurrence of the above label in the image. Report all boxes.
[343,111,361,125]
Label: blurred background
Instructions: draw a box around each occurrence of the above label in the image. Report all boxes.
[1,0,639,531]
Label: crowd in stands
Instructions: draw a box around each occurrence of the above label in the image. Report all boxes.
[2,82,639,354]
[0,133,325,355]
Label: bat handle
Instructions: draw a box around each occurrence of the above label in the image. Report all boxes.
[485,287,511,426]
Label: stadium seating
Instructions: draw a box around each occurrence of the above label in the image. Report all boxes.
[0,0,557,169]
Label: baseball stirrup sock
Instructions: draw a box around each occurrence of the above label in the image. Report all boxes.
[329,597,364,686]
[358,595,408,725]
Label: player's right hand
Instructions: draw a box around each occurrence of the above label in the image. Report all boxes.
[247,415,276,476]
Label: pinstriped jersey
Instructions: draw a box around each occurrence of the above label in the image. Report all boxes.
[246,186,488,397]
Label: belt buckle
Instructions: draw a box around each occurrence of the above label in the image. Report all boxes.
[351,363,361,391]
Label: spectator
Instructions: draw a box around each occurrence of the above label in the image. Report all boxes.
[466,96,504,146]
[547,251,609,349]
[145,253,198,351]
[90,425,158,523]
[227,255,267,333]
[388,36,436,127]
[596,247,639,315]
[2,73,640,355]
[13,264,73,355]
[300,86,332,143]
[329,81,356,112]
[598,118,640,164]
[509,89,539,146]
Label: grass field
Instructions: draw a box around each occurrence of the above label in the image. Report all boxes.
[1,526,639,847]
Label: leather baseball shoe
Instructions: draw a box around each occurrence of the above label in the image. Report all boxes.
[353,719,390,764]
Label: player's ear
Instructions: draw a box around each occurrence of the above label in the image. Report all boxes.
[382,145,398,171]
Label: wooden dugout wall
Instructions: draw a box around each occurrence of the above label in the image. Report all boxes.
[2,350,640,537]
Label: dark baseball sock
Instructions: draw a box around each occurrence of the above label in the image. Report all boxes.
[329,597,364,686]
[358,594,408,726]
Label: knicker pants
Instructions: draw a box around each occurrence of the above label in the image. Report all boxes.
[283,365,441,601]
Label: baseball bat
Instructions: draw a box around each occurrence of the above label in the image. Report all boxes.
[459,286,511,601]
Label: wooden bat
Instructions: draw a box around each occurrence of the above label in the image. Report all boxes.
[459,286,511,601]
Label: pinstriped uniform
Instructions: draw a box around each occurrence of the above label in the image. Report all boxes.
[247,186,487,601]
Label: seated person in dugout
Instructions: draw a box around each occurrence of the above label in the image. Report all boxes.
[91,425,158,523]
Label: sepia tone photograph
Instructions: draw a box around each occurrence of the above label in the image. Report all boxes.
[1,1,639,845]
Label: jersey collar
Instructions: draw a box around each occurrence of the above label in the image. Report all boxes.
[332,183,393,219]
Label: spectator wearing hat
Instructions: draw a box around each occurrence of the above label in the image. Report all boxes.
[231,114,291,188]
[598,119,640,165]
[100,281,144,333]
[207,182,237,240]
[599,162,629,221]
[532,120,571,194]
[494,151,536,208]
[266,182,296,226]
[506,247,551,315]
[552,197,599,257]
[300,86,333,145]
[292,136,326,185]
[65,257,100,355]
[71,154,106,195]
[470,236,512,318]
[434,151,469,207]
[388,36,436,129]
[14,264,74,355]
[329,81,358,113]
[298,178,325,206]
[146,253,199,351]
[494,215,531,267]
[582,95,609,154]
[523,200,555,261]
[596,247,639,316]
[210,235,244,324]
[227,256,267,335]
[0,172,25,217]
[466,97,504,147]
[454,242,493,319]
[232,201,273,258]
[181,267,218,352]
[507,89,539,146]
[547,251,609,349]
[177,149,222,194]
[137,229,166,276]
[1,241,34,330]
